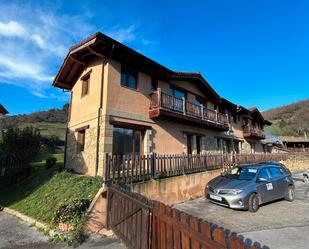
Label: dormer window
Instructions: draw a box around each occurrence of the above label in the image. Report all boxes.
[121,66,137,89]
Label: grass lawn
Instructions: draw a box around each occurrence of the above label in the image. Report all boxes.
[0,153,102,226]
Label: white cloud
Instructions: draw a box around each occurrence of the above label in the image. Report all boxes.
[0,55,53,82]
[0,21,27,37]
[0,2,152,101]
[31,34,45,48]
[106,25,136,43]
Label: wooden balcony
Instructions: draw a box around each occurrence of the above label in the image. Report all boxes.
[243,125,265,139]
[149,90,229,131]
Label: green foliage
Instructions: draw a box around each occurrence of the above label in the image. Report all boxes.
[0,126,41,166]
[45,157,57,169]
[0,165,101,225]
[263,99,309,136]
[0,104,68,142]
[53,199,90,224]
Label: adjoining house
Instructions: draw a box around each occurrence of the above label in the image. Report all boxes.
[279,136,309,152]
[53,32,271,176]
[0,104,8,116]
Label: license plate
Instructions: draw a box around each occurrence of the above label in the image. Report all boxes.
[209,194,222,201]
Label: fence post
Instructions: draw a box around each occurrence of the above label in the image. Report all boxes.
[104,153,111,186]
[182,153,186,175]
[151,153,156,179]
[158,88,162,107]
[182,97,186,115]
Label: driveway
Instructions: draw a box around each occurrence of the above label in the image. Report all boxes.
[175,171,309,249]
[0,212,125,249]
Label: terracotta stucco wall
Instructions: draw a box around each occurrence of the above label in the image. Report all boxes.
[132,169,222,205]
[65,57,103,175]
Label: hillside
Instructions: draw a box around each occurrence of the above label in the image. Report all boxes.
[262,99,309,137]
[0,104,68,141]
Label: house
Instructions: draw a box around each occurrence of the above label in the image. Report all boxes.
[0,104,8,116]
[278,136,309,152]
[53,32,271,176]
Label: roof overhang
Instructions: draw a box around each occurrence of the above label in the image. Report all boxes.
[170,72,221,101]
[53,32,173,90]
[237,106,271,125]
[0,104,8,115]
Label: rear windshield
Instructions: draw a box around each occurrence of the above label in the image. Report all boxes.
[223,167,258,180]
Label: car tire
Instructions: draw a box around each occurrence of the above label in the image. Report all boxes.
[248,193,259,212]
[285,186,295,202]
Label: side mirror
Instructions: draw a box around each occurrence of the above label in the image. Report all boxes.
[257,177,268,183]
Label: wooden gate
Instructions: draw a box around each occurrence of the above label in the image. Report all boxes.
[107,186,153,249]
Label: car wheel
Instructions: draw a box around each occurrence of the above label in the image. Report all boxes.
[285,186,295,202]
[248,193,259,212]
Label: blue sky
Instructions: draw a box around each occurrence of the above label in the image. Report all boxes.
[0,0,308,115]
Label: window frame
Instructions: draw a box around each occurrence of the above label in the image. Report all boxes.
[112,126,144,156]
[120,65,138,90]
[77,129,86,152]
[151,77,158,91]
[169,87,186,99]
[81,72,90,98]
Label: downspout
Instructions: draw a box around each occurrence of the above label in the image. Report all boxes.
[63,90,72,170]
[95,44,115,176]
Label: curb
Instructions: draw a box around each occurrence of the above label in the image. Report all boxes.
[2,207,55,236]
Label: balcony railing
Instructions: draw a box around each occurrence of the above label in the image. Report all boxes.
[149,89,229,129]
[243,125,265,139]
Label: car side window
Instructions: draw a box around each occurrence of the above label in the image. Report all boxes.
[269,167,283,178]
[258,168,271,180]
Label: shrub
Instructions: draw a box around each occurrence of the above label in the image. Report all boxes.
[53,199,91,225]
[45,157,57,169]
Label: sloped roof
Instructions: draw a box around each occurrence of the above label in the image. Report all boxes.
[52,32,221,101]
[0,104,8,115]
[52,32,271,120]
[237,106,271,125]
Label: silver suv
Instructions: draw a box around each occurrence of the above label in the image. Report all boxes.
[205,162,295,212]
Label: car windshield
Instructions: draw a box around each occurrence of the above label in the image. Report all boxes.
[222,167,258,180]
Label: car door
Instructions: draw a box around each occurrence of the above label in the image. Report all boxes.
[256,168,275,203]
[269,167,287,198]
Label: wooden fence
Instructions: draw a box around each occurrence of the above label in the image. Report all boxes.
[107,186,262,249]
[104,153,288,185]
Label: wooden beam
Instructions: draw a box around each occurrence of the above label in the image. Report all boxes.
[70,55,87,66]
[88,46,104,58]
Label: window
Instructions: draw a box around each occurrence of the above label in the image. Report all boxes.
[151,78,158,91]
[194,98,203,106]
[216,138,221,150]
[219,106,225,114]
[258,168,271,180]
[81,74,90,97]
[121,66,138,89]
[112,127,142,155]
[231,112,237,123]
[169,87,186,99]
[77,130,86,152]
[269,167,283,178]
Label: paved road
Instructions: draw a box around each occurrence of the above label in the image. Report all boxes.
[0,212,125,249]
[175,171,309,249]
